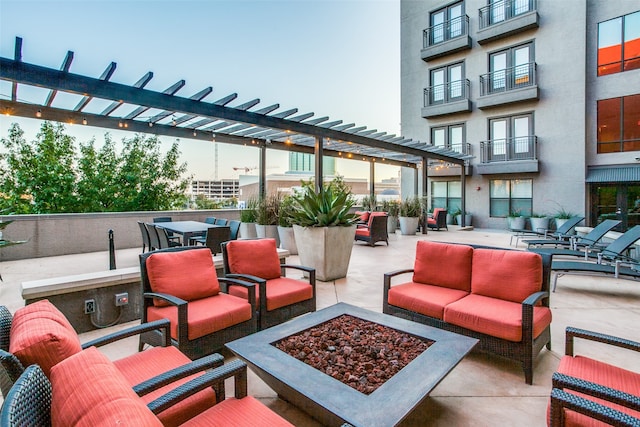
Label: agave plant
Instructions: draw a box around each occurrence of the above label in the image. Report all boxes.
[290,179,358,227]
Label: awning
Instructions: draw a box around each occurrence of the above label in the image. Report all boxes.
[586,165,640,183]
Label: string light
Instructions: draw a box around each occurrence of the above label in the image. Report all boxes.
[36,109,42,118]
[118,121,123,128]
[211,133,216,142]
[82,117,87,125]
[148,122,153,127]
[192,130,197,137]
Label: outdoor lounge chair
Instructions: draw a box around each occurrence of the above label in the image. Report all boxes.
[355,212,389,246]
[0,348,294,427]
[510,216,584,247]
[524,219,621,250]
[139,246,258,359]
[548,327,640,426]
[426,208,448,231]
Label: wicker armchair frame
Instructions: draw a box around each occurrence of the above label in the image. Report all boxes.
[355,214,389,246]
[139,246,258,359]
[382,244,552,385]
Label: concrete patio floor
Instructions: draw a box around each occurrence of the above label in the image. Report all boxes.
[1,227,639,426]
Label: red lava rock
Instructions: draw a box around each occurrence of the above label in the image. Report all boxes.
[274,315,433,395]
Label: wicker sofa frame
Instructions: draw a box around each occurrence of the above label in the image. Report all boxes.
[382,243,552,385]
[355,213,389,246]
[139,246,258,359]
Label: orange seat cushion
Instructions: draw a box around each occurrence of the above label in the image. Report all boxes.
[471,249,543,303]
[228,277,313,311]
[181,395,294,427]
[355,228,371,237]
[50,347,162,427]
[387,282,468,319]
[147,293,252,341]
[225,239,282,280]
[114,346,217,427]
[413,241,473,292]
[146,248,220,307]
[9,299,82,377]
[443,294,552,342]
[553,355,640,426]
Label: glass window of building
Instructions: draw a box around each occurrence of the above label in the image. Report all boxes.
[429,63,464,104]
[487,114,533,160]
[431,181,461,212]
[598,11,640,76]
[490,179,532,217]
[488,42,534,93]
[597,93,640,153]
[429,1,464,44]
[431,123,466,153]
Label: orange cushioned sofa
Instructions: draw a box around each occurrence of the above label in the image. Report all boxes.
[383,240,552,385]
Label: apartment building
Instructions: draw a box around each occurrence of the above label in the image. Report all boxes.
[190,179,240,200]
[401,0,639,230]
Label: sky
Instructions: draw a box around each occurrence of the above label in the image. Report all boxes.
[0,0,401,181]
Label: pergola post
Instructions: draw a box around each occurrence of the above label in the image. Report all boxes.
[314,137,324,193]
[460,162,467,227]
[259,143,266,199]
[369,162,375,208]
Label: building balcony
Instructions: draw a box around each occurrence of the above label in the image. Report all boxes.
[428,143,472,177]
[421,79,472,118]
[476,136,539,174]
[477,62,539,109]
[421,15,472,62]
[477,0,539,45]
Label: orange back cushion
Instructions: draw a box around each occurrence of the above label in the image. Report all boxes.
[368,211,387,226]
[50,347,162,427]
[9,299,82,377]
[413,241,473,292]
[225,238,281,280]
[146,248,220,307]
[471,249,543,303]
[355,211,370,222]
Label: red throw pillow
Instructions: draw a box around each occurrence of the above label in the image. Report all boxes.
[226,238,281,280]
[50,347,162,426]
[146,248,220,307]
[413,241,473,292]
[9,300,82,377]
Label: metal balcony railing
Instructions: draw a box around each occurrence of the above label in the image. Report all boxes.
[450,143,472,155]
[480,136,537,163]
[424,79,470,107]
[479,62,537,96]
[479,0,537,29]
[423,15,469,48]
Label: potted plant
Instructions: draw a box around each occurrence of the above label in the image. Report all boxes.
[361,194,377,212]
[507,210,526,230]
[277,194,297,255]
[452,208,473,227]
[529,212,550,233]
[239,198,258,239]
[554,207,576,231]
[255,194,280,246]
[290,177,358,281]
[398,197,421,235]
[382,199,399,235]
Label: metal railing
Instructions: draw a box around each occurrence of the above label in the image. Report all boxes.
[479,62,537,96]
[479,0,536,29]
[423,15,469,48]
[480,136,537,163]
[424,79,470,107]
[431,143,471,156]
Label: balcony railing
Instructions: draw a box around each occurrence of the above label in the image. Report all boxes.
[480,136,537,163]
[479,0,537,29]
[423,15,469,48]
[424,79,470,107]
[479,62,537,96]
[450,143,472,156]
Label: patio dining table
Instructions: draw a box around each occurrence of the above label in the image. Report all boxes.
[155,220,224,246]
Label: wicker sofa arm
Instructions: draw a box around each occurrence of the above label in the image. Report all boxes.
[281,264,315,277]
[383,268,414,287]
[218,277,256,309]
[550,387,639,427]
[81,319,171,349]
[522,290,549,307]
[565,327,640,356]
[147,359,247,415]
[133,352,225,397]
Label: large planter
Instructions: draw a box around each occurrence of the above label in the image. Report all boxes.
[293,224,356,282]
[456,214,473,227]
[529,217,550,233]
[239,222,257,239]
[507,217,526,230]
[277,226,298,255]
[256,224,280,247]
[398,216,420,235]
[387,215,398,235]
[446,213,455,225]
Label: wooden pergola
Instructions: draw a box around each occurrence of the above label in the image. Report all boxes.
[0,37,473,221]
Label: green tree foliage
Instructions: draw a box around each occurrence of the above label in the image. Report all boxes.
[0,122,190,213]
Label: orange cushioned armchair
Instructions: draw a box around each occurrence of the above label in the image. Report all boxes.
[139,246,258,360]
[222,238,316,330]
[355,211,389,246]
[427,208,448,231]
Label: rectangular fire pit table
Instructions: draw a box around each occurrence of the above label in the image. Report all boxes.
[226,303,478,427]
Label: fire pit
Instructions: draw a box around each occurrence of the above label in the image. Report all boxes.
[226,303,477,427]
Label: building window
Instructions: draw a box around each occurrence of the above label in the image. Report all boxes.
[429,1,464,45]
[432,181,461,212]
[597,93,640,153]
[490,179,532,217]
[488,42,534,92]
[598,11,640,76]
[487,0,534,26]
[486,113,534,160]
[429,63,465,104]
[431,123,466,153]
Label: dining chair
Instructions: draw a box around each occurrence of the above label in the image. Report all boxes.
[156,225,182,249]
[228,220,241,240]
[144,223,161,251]
[153,216,180,243]
[214,218,228,226]
[204,217,216,224]
[137,221,152,252]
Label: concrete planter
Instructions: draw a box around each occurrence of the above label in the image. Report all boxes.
[529,217,550,233]
[293,224,356,281]
[277,226,298,255]
[256,224,279,247]
[239,222,257,239]
[387,215,398,235]
[456,214,473,226]
[398,216,420,235]
[508,217,526,230]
